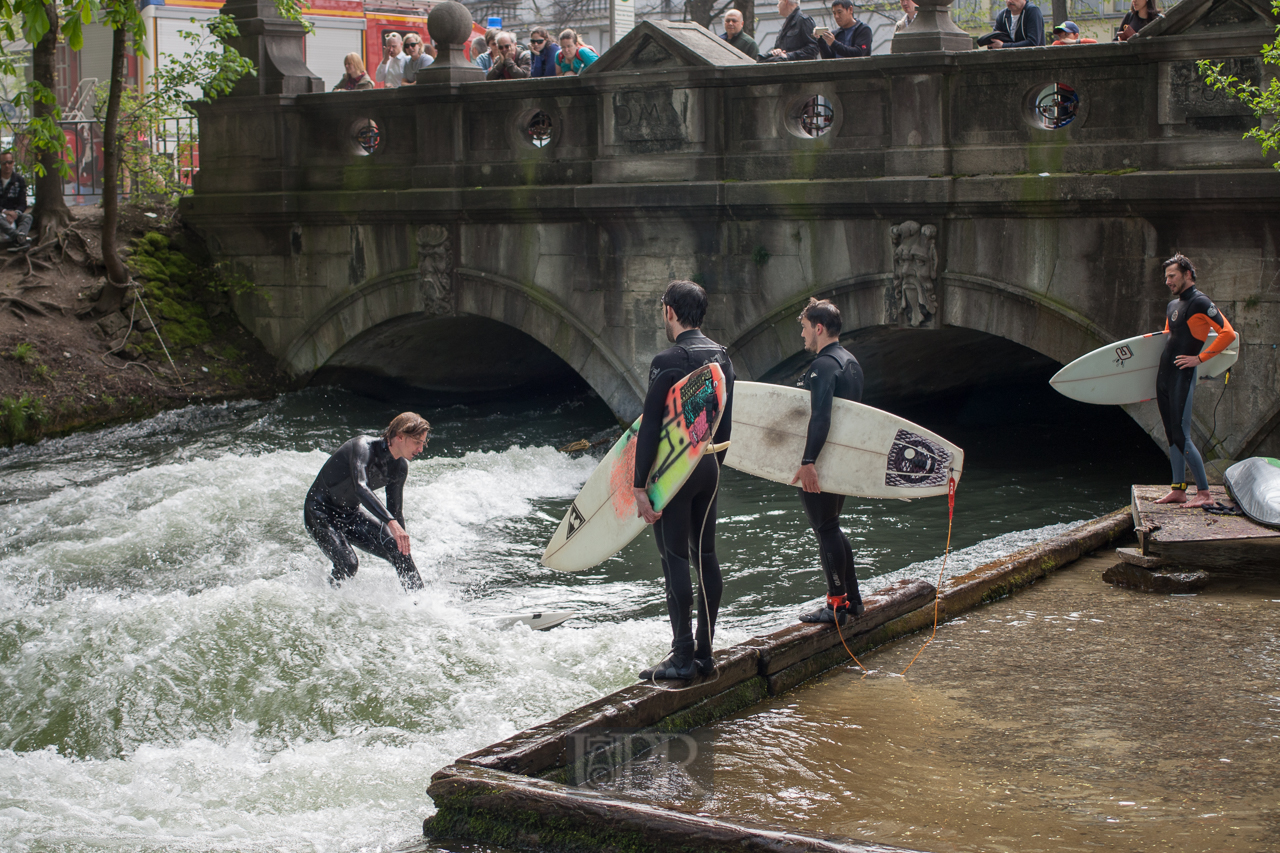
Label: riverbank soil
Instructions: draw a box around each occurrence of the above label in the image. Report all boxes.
[605,553,1280,853]
[0,204,286,445]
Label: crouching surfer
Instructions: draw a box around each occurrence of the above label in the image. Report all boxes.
[1154,255,1236,508]
[633,280,735,681]
[305,412,430,590]
[791,298,865,626]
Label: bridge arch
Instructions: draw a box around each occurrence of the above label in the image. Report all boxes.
[281,268,645,417]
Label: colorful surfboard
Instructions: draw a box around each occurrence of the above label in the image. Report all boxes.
[541,363,728,572]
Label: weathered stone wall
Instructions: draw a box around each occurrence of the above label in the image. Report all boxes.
[182,19,1280,457]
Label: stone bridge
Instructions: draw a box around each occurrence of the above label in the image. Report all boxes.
[183,0,1280,460]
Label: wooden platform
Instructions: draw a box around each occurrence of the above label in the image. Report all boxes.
[1132,485,1280,573]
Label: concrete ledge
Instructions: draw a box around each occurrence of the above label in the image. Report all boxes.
[425,763,925,853]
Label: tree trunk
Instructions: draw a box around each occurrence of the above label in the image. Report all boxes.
[31,1,70,244]
[734,0,754,36]
[100,25,129,289]
[1052,0,1068,27]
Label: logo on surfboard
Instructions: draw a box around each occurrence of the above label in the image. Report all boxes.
[885,430,951,488]
[565,502,586,540]
[1113,345,1133,367]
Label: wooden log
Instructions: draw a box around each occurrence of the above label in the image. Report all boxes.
[941,507,1133,614]
[425,763,924,853]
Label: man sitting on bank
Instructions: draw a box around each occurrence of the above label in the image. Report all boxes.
[761,0,818,61]
[304,412,430,591]
[722,9,759,59]
[817,0,873,58]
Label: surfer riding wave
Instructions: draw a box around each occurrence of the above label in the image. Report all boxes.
[305,412,430,590]
[1155,254,1236,508]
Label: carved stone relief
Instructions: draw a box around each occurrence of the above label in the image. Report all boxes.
[416,224,453,315]
[889,220,939,328]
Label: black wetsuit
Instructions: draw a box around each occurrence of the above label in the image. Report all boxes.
[304,435,424,590]
[1155,285,1235,491]
[800,342,865,607]
[633,329,735,662]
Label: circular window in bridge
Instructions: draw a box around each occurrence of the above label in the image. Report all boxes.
[794,95,834,138]
[527,111,553,148]
[351,118,383,156]
[1029,83,1080,130]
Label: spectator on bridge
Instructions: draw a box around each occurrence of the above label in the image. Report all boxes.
[1118,0,1161,40]
[0,151,31,252]
[529,27,560,77]
[375,32,409,88]
[817,0,872,58]
[983,0,1045,49]
[470,36,488,66]
[556,29,598,75]
[1051,21,1096,44]
[722,10,759,59]
[895,0,917,32]
[333,53,374,91]
[475,28,501,71]
[761,0,818,62]
[487,32,531,79]
[401,33,434,83]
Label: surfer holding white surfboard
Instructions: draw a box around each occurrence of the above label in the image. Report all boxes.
[791,299,866,626]
[1155,254,1237,508]
[632,281,736,682]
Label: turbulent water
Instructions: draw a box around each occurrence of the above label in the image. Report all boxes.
[0,385,1162,853]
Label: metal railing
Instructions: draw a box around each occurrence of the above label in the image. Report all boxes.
[55,115,199,205]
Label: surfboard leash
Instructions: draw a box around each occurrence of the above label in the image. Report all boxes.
[898,471,956,676]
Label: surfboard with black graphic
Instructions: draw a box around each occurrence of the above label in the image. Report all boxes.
[722,381,963,500]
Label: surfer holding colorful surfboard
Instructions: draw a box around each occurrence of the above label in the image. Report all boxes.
[1155,254,1237,508]
[791,298,867,626]
[632,280,736,682]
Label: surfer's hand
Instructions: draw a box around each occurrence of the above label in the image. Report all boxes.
[387,520,411,555]
[791,464,821,494]
[634,488,662,524]
[1174,354,1201,369]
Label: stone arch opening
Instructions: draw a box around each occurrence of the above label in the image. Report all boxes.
[282,268,644,417]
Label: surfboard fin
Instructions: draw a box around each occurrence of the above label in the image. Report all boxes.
[705,440,731,454]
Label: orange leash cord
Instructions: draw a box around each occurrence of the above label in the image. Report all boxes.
[899,473,956,676]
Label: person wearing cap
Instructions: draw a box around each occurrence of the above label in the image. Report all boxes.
[1051,21,1096,44]
[401,32,434,83]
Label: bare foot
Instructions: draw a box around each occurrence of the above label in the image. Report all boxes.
[1184,491,1215,508]
[1155,489,1187,504]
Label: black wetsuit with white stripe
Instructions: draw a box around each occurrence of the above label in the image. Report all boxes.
[801,342,864,605]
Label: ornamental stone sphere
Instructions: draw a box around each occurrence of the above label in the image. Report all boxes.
[428,1,474,46]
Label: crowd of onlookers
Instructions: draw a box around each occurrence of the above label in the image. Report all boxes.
[332,0,1165,90]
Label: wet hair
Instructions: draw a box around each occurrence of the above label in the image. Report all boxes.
[662,280,708,329]
[800,297,842,335]
[1162,253,1196,282]
[343,52,367,76]
[383,412,431,443]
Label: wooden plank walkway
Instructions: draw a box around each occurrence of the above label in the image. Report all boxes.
[1132,484,1280,572]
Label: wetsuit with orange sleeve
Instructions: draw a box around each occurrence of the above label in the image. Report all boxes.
[304,435,424,590]
[1155,285,1236,492]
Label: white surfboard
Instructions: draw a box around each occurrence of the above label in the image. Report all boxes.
[722,382,963,500]
[1049,330,1237,406]
[491,610,576,631]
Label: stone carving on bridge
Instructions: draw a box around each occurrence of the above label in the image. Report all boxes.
[889,221,938,328]
[417,225,453,315]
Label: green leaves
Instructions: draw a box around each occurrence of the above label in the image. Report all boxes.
[1197,1,1280,169]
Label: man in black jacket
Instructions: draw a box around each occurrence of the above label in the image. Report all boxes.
[0,151,32,252]
[633,280,735,681]
[817,0,873,58]
[987,0,1045,48]
[762,0,818,61]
